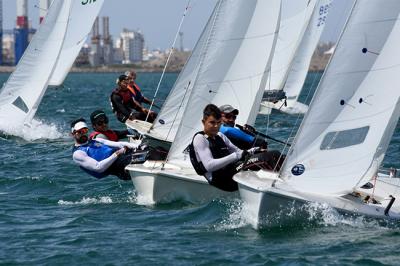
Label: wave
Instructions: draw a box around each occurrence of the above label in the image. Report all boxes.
[0,118,66,141]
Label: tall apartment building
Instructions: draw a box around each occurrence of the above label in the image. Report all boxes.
[119,29,144,64]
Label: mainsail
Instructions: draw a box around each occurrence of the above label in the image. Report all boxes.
[280,0,400,195]
[282,0,331,106]
[148,1,221,143]
[266,0,318,93]
[49,0,104,86]
[0,0,72,127]
[167,0,281,164]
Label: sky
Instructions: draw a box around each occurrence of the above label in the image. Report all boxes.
[2,0,353,50]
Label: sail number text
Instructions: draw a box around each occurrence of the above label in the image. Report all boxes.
[82,0,97,5]
[317,4,330,27]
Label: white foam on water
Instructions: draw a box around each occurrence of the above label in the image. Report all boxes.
[0,118,65,141]
[58,196,113,205]
[214,199,255,231]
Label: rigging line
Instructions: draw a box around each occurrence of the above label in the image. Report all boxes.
[144,0,192,124]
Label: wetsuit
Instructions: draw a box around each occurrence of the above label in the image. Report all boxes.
[220,124,268,150]
[72,138,138,180]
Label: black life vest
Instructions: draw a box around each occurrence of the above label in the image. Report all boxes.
[189,132,235,177]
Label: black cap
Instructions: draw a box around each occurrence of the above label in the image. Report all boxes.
[117,74,128,83]
[90,110,108,124]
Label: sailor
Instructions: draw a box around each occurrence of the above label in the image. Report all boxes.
[71,118,139,180]
[189,104,284,192]
[89,110,130,141]
[110,74,157,124]
[219,104,268,150]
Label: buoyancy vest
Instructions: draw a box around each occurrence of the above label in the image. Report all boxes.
[189,132,236,180]
[127,83,144,103]
[112,88,133,105]
[72,140,116,178]
[89,130,119,141]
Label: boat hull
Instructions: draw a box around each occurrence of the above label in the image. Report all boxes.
[127,162,238,204]
[235,172,400,228]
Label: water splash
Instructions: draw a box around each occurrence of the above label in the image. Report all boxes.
[58,196,113,205]
[0,118,65,141]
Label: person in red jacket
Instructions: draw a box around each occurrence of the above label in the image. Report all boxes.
[89,110,130,141]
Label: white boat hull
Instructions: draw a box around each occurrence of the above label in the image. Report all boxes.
[126,161,238,204]
[235,171,400,228]
[259,100,308,115]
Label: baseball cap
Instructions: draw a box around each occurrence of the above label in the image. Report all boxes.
[90,110,108,124]
[71,119,89,133]
[219,104,239,115]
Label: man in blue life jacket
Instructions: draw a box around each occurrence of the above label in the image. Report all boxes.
[219,104,268,150]
[71,118,139,180]
[189,104,284,192]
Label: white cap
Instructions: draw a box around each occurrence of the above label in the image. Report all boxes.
[71,121,88,133]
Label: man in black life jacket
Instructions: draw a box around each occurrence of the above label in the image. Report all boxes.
[110,74,157,124]
[189,104,285,192]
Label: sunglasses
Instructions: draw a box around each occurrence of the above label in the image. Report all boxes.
[223,113,237,119]
[74,128,88,135]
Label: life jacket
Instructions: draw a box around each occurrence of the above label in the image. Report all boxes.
[127,83,144,103]
[89,130,119,141]
[72,140,116,179]
[189,132,235,180]
[112,88,133,105]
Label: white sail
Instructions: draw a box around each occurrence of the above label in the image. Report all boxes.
[280,0,400,195]
[0,0,72,127]
[283,0,331,106]
[48,0,104,86]
[266,0,317,92]
[168,0,281,164]
[148,2,221,143]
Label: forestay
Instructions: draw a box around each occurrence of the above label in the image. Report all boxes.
[167,0,281,165]
[283,0,331,103]
[280,0,400,195]
[148,2,221,143]
[266,0,317,92]
[49,0,104,86]
[0,0,72,127]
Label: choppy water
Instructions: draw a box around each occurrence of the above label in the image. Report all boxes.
[1,72,400,265]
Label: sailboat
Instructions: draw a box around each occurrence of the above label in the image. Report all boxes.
[0,0,104,133]
[234,0,400,228]
[126,0,282,204]
[259,0,331,115]
[49,0,104,86]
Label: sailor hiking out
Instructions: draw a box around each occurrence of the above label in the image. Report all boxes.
[189,104,284,192]
[71,118,139,180]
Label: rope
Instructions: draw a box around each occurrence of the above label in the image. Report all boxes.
[145,0,192,123]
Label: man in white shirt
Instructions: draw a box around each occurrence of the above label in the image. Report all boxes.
[71,118,138,180]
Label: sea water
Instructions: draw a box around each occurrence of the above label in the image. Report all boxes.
[0,72,399,265]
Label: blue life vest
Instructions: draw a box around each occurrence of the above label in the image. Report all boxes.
[72,140,116,178]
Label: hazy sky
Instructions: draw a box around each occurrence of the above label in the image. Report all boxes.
[2,0,353,50]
